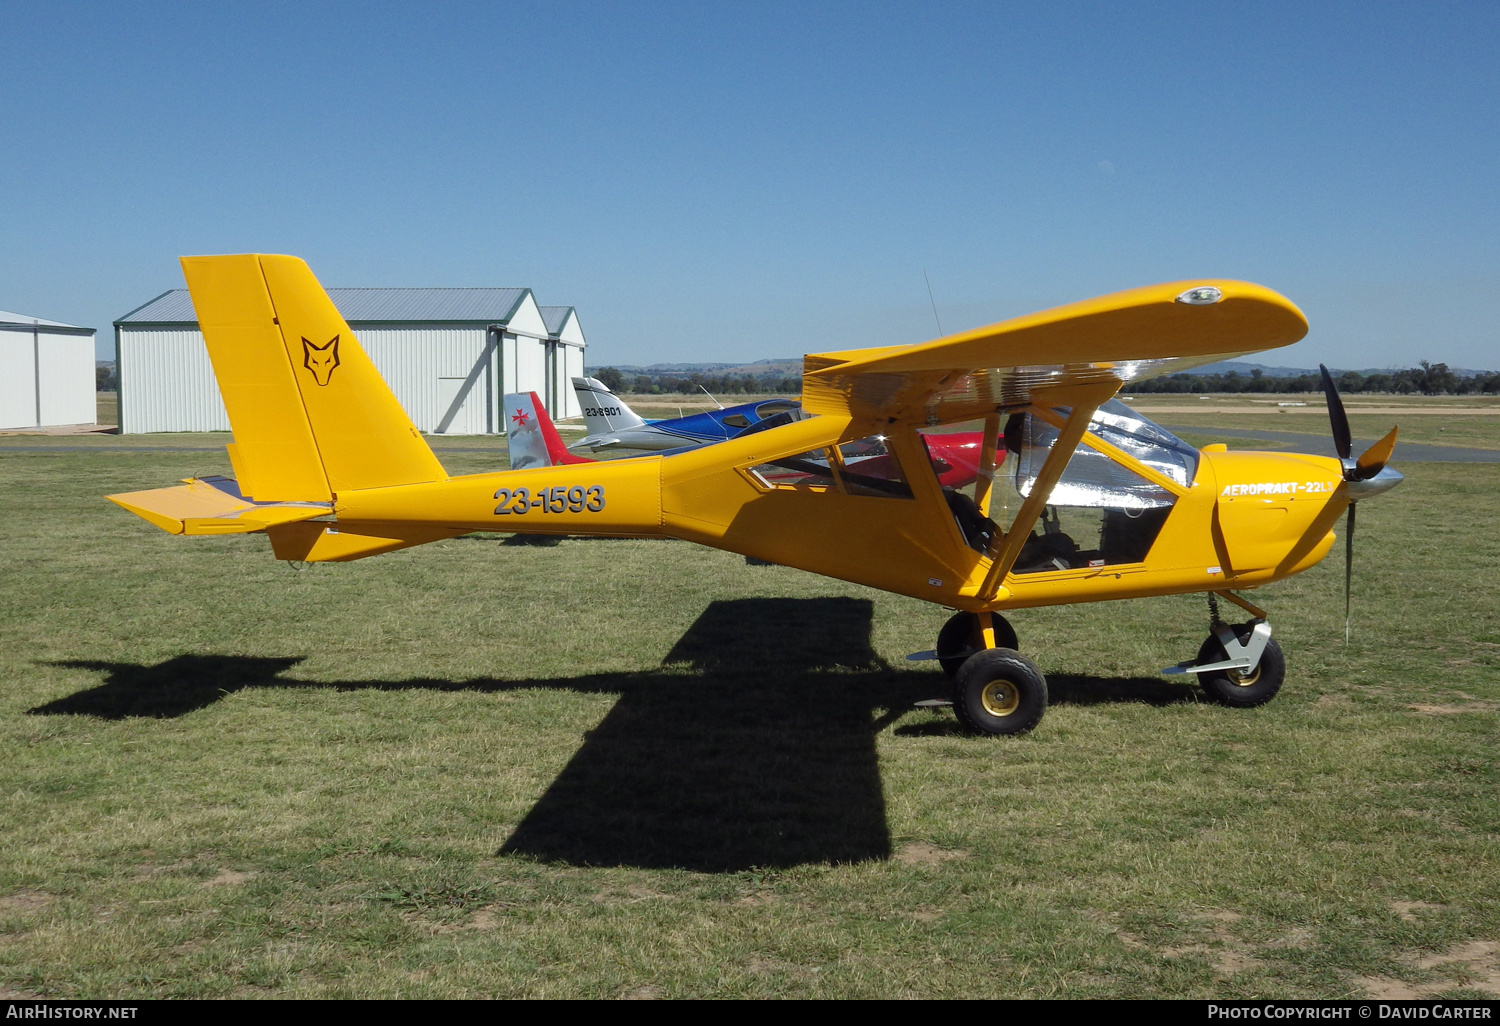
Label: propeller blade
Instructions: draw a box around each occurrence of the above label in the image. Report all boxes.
[1351,426,1399,482]
[1319,364,1353,461]
[1344,501,1356,645]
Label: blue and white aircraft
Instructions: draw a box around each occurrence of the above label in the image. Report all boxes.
[569,377,801,455]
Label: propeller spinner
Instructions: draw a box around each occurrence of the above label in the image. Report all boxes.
[1318,365,1403,643]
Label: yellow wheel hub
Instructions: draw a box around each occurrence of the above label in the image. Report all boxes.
[980,679,1020,717]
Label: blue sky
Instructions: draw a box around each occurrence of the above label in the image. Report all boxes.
[3,1,1497,369]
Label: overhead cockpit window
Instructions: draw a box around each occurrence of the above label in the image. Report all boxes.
[754,399,801,420]
[737,407,810,438]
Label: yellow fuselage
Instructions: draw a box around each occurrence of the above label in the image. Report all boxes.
[309,413,1346,614]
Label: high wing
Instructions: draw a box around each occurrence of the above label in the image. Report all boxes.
[801,280,1307,426]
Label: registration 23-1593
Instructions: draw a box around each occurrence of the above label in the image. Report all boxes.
[493,485,605,515]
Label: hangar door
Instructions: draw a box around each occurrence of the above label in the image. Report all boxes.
[435,375,490,434]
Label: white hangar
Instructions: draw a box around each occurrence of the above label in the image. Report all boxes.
[539,305,588,420]
[0,309,96,430]
[114,288,587,434]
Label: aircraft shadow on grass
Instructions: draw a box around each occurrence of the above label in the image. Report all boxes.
[31,598,1191,872]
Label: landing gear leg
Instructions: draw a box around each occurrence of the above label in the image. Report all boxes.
[935,610,1018,677]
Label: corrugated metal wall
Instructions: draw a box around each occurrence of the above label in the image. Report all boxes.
[119,329,230,433]
[119,325,576,434]
[357,327,493,435]
[559,344,585,419]
[507,335,548,414]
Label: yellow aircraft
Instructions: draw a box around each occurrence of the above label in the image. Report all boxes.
[108,256,1403,736]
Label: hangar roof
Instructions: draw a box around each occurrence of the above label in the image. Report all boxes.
[0,310,94,335]
[116,288,533,327]
[539,306,575,337]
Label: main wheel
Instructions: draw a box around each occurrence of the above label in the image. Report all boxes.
[1196,626,1285,707]
[936,611,1019,677]
[952,648,1047,736]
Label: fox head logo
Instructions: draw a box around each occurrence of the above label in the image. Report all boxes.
[302,336,340,385]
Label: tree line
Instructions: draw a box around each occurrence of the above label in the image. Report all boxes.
[1127,362,1498,395]
[592,361,1500,397]
[590,367,800,395]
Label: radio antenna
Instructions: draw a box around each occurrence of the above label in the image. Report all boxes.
[924,270,945,336]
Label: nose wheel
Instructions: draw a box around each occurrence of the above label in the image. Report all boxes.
[1163,594,1286,707]
[1195,626,1285,706]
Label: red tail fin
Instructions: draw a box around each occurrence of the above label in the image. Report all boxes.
[533,392,592,465]
[503,391,592,469]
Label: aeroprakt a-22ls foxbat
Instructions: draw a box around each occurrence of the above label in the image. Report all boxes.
[109,256,1401,735]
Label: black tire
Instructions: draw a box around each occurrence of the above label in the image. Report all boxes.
[952,648,1047,736]
[936,611,1019,677]
[1196,626,1285,707]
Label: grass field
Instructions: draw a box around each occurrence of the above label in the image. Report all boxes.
[1,402,1497,999]
[1125,393,1500,451]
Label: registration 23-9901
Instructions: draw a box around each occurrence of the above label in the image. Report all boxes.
[493,485,605,515]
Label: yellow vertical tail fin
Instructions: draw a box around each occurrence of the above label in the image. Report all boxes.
[181,254,446,498]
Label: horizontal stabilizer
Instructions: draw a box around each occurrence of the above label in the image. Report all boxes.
[107,476,330,536]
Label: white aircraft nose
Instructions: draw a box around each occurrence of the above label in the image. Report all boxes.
[1346,465,1403,501]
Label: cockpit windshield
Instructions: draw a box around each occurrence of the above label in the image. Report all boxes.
[1015,399,1199,509]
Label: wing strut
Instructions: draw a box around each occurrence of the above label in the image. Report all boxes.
[977,382,1118,601]
[973,411,1001,517]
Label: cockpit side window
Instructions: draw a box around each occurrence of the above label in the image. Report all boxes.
[747,433,913,498]
[1087,399,1200,489]
[748,448,839,489]
[836,436,912,498]
[1005,401,1194,573]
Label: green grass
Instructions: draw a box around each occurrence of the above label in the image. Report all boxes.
[1129,394,1500,451]
[0,434,1497,998]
